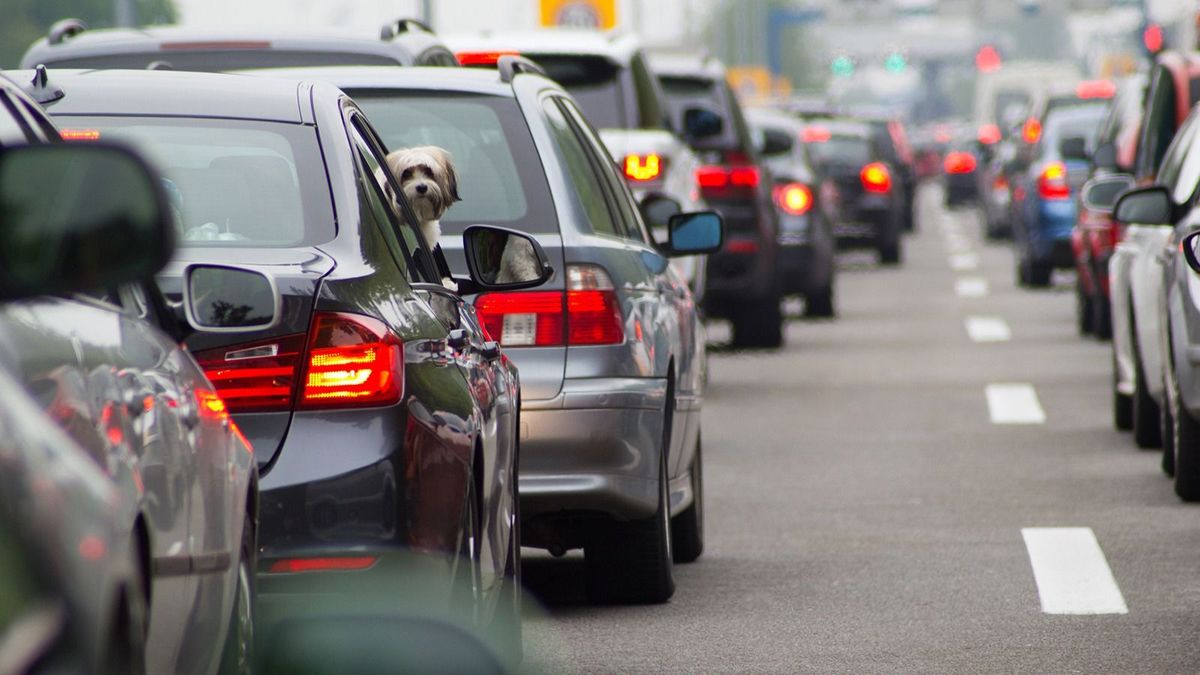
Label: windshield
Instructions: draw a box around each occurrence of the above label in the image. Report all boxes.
[350,91,557,234]
[807,136,873,167]
[53,115,333,246]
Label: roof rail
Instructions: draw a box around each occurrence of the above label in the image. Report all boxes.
[497,55,546,83]
[48,18,89,45]
[380,18,433,41]
[23,65,65,106]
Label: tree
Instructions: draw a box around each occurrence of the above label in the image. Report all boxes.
[2,0,177,69]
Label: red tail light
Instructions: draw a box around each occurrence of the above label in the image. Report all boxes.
[60,129,101,141]
[729,166,761,187]
[860,162,891,193]
[267,556,379,574]
[1022,118,1042,144]
[624,154,663,181]
[1076,80,1115,99]
[1037,161,1070,200]
[695,164,759,197]
[474,265,623,347]
[455,50,519,66]
[773,182,813,215]
[977,124,1001,145]
[992,175,1008,191]
[194,334,306,413]
[802,126,831,143]
[943,151,977,174]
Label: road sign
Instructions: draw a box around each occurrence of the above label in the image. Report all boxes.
[540,0,616,30]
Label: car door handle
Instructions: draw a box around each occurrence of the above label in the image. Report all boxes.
[447,329,468,350]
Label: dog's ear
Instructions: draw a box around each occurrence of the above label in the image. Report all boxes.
[428,146,462,202]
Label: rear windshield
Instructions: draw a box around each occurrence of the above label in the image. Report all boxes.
[350,91,557,234]
[526,55,625,130]
[1044,104,1107,154]
[807,136,872,167]
[45,50,400,71]
[54,115,334,246]
[659,75,747,152]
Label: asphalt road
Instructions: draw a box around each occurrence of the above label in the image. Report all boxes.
[516,184,1200,674]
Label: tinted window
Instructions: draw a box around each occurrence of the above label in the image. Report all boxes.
[1137,66,1178,181]
[48,50,400,71]
[541,97,620,237]
[659,75,749,153]
[1042,104,1107,156]
[558,98,648,243]
[527,55,625,129]
[808,136,873,167]
[351,92,557,234]
[1157,111,1200,204]
[58,115,334,246]
[629,52,670,131]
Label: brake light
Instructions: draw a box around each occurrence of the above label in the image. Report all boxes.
[194,334,306,413]
[802,126,832,143]
[60,129,101,141]
[860,162,891,193]
[943,151,977,174]
[695,165,728,189]
[474,265,623,347]
[977,124,1001,145]
[695,165,759,193]
[300,313,403,409]
[992,175,1008,191]
[1038,161,1070,200]
[624,154,663,181]
[1022,118,1042,144]
[1076,80,1115,99]
[773,182,813,215]
[455,50,519,66]
[267,556,379,574]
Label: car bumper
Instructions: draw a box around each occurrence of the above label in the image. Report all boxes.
[833,204,892,247]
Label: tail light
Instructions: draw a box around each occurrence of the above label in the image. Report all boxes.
[977,124,1001,145]
[1037,161,1070,200]
[194,312,403,413]
[474,264,623,347]
[943,152,977,174]
[695,164,760,197]
[624,154,663,182]
[455,50,519,66]
[802,126,832,143]
[1076,80,1115,99]
[992,175,1008,191]
[1022,118,1042,144]
[860,162,891,193]
[773,182,813,215]
[267,556,379,574]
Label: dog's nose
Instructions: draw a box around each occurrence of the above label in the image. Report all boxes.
[415,184,428,195]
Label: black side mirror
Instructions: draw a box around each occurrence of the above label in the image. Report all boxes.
[683,106,724,141]
[1059,136,1089,162]
[662,211,724,257]
[1183,231,1200,274]
[1113,185,1174,225]
[1092,142,1118,170]
[639,193,683,228]
[1080,174,1135,213]
[184,264,280,332]
[460,225,553,292]
[0,143,173,301]
[760,127,794,156]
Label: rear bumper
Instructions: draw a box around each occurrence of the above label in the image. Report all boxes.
[833,202,894,247]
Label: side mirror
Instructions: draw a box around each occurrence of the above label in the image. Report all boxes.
[1091,142,1117,170]
[183,264,280,332]
[760,127,794,156]
[1183,231,1200,275]
[663,211,724,257]
[1059,136,1088,162]
[1113,185,1174,225]
[639,193,683,228]
[1080,174,1135,213]
[461,225,553,292]
[683,106,723,141]
[0,143,173,301]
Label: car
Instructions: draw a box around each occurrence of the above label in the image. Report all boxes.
[649,51,786,347]
[745,107,838,317]
[861,116,918,231]
[801,119,905,265]
[2,69,259,674]
[19,17,458,71]
[38,66,553,659]
[247,60,722,603]
[1008,83,1111,287]
[1109,51,1200,450]
[447,32,710,305]
[942,136,981,207]
[1070,73,1145,339]
[972,60,1083,158]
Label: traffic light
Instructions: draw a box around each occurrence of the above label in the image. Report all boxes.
[975,45,1002,73]
[1143,23,1164,54]
[884,52,907,73]
[831,55,855,78]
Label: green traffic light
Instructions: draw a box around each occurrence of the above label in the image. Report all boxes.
[884,52,907,73]
[831,55,855,77]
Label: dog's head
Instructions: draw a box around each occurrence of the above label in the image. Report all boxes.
[383,146,461,223]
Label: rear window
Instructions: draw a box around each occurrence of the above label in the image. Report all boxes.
[350,91,557,234]
[807,136,872,167]
[659,75,749,153]
[47,50,400,72]
[54,115,334,247]
[1043,104,1107,154]
[527,55,625,130]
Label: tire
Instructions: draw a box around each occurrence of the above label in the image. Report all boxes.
[1170,371,1200,501]
[103,560,147,675]
[804,283,835,319]
[1113,352,1133,431]
[451,471,482,618]
[1133,332,1162,449]
[1162,380,1176,476]
[878,238,902,265]
[1026,260,1052,288]
[219,514,256,675]
[584,396,675,604]
[671,432,704,564]
[492,437,523,665]
[1015,257,1029,287]
[1077,285,1094,336]
[1092,293,1113,340]
[732,294,783,349]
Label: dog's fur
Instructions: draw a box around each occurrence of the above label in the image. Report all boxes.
[382,146,461,251]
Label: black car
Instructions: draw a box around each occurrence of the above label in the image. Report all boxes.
[19,17,458,71]
[802,119,905,264]
[41,67,551,662]
[650,52,785,347]
[862,116,918,231]
[745,107,838,317]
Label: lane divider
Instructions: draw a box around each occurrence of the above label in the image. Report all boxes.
[986,383,1045,424]
[950,253,979,272]
[965,316,1011,342]
[955,277,989,298]
[1021,527,1128,615]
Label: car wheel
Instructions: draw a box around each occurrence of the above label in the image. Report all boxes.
[1133,332,1162,449]
[1015,257,1029,287]
[451,470,483,620]
[671,431,704,564]
[584,398,675,604]
[1170,371,1200,501]
[804,282,835,319]
[1076,285,1094,336]
[732,294,784,349]
[1092,293,1112,340]
[104,554,147,675]
[1026,260,1052,287]
[491,437,522,666]
[219,514,255,675]
[1113,352,1133,431]
[1162,376,1176,476]
[878,238,902,265]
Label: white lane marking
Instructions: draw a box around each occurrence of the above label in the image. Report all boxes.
[950,253,979,271]
[965,316,1011,342]
[986,383,1046,424]
[955,277,989,298]
[1021,528,1128,615]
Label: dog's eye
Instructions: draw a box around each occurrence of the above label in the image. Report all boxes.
[400,168,413,181]
[418,165,434,179]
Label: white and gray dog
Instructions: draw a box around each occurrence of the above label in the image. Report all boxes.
[383,145,461,251]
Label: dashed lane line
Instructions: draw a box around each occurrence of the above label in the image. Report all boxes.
[955,277,989,298]
[986,383,1046,424]
[1021,527,1129,615]
[965,316,1011,342]
[949,253,979,271]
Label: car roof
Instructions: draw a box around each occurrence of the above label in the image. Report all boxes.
[239,65,524,97]
[744,107,804,130]
[646,51,724,79]
[16,69,314,122]
[21,23,447,68]
[443,29,642,63]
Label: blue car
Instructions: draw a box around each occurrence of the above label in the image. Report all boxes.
[1011,93,1110,287]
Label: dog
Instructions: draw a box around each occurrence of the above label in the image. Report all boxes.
[382,146,460,253]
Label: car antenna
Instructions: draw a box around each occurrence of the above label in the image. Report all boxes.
[24,65,65,106]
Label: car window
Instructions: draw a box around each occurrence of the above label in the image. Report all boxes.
[531,54,626,130]
[1137,66,1178,181]
[1042,104,1107,156]
[1159,111,1200,204]
[540,96,621,238]
[629,52,671,131]
[0,92,35,145]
